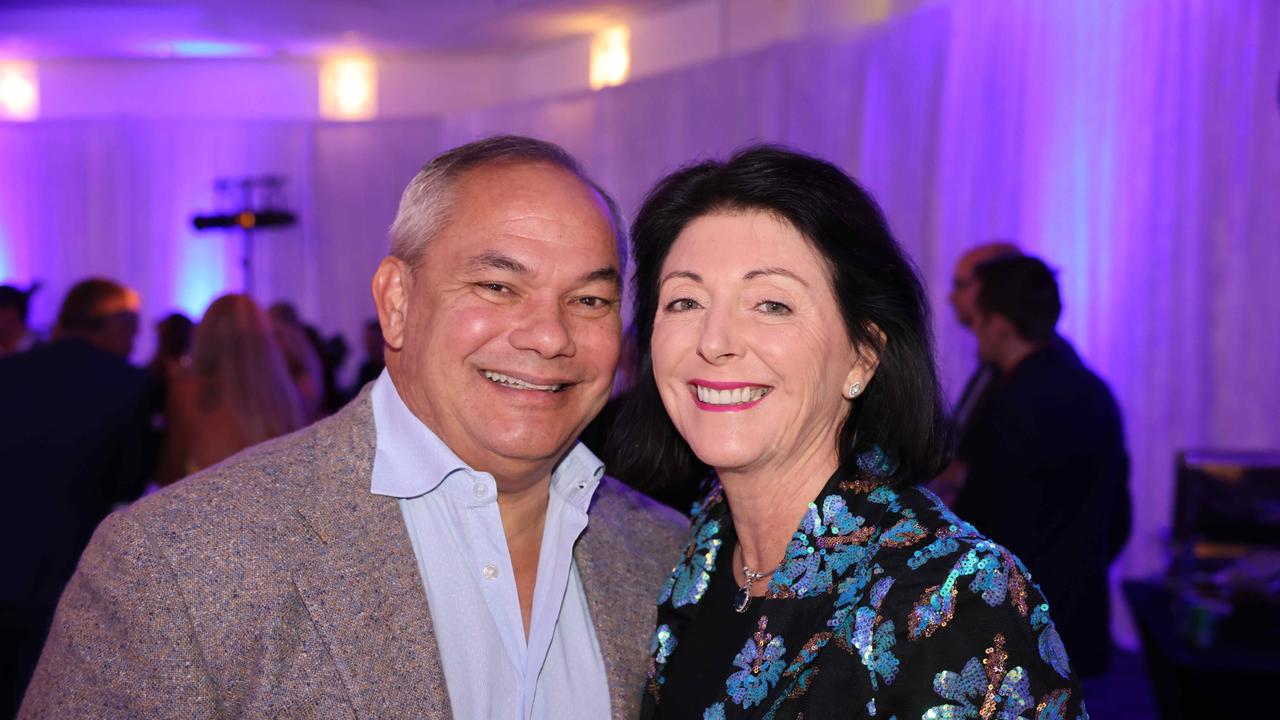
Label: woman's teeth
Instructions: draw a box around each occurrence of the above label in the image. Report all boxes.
[694,385,770,405]
[483,370,563,392]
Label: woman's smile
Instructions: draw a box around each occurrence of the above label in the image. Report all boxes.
[688,379,773,411]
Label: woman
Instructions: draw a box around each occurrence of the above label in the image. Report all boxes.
[612,147,1086,718]
[158,294,305,484]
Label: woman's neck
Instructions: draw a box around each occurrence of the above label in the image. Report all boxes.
[718,442,840,584]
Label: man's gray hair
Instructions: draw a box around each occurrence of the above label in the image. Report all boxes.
[389,135,626,270]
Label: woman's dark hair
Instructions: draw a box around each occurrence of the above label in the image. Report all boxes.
[607,145,950,494]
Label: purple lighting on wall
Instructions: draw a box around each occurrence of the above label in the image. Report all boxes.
[144,40,271,59]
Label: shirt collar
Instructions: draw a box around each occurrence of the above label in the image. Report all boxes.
[370,369,604,510]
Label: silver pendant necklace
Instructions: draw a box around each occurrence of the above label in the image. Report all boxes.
[732,544,779,614]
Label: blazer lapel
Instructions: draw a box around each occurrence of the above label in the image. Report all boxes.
[577,502,661,720]
[291,392,452,719]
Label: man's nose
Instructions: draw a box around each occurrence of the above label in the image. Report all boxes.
[509,296,576,358]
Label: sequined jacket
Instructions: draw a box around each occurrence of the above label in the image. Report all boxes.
[641,471,1088,720]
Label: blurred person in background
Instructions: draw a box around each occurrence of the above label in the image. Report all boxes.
[157,294,305,486]
[145,312,194,383]
[952,255,1130,677]
[928,242,1021,506]
[353,317,387,391]
[0,277,153,716]
[145,312,195,438]
[0,283,40,357]
[268,301,328,421]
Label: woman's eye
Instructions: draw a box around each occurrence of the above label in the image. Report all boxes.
[757,300,792,315]
[663,298,702,312]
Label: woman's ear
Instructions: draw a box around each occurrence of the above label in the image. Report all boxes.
[371,256,411,351]
[843,323,885,398]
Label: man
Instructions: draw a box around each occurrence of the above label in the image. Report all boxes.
[952,255,1131,677]
[0,283,39,357]
[20,137,687,719]
[1,278,153,717]
[929,242,1022,505]
[946,242,1021,431]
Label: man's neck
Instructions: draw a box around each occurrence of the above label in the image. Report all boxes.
[497,472,552,638]
[996,338,1043,375]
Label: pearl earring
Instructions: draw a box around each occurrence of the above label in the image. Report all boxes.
[847,381,862,399]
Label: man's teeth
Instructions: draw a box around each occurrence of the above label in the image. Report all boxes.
[694,385,770,405]
[483,370,563,392]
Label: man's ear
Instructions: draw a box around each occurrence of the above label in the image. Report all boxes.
[371,256,411,351]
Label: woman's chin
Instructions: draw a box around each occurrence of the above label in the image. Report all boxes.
[689,444,766,476]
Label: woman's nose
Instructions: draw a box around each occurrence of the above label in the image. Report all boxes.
[695,305,742,364]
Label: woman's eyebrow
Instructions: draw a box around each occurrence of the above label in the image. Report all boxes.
[743,267,809,287]
[660,270,702,285]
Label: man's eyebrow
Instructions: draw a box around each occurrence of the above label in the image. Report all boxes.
[743,267,809,287]
[660,270,702,285]
[463,251,529,275]
[581,267,622,288]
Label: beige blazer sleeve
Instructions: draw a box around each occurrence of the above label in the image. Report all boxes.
[20,512,222,719]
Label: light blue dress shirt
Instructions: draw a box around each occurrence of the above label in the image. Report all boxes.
[369,371,612,720]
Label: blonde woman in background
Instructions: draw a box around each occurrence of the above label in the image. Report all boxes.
[158,294,305,485]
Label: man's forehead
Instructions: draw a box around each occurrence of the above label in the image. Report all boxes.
[437,163,618,266]
[456,160,603,208]
[459,244,620,283]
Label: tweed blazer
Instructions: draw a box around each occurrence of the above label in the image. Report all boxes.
[20,387,688,719]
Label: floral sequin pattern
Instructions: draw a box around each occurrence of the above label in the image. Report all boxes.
[1030,603,1072,680]
[923,634,1033,719]
[770,495,874,598]
[908,542,1031,640]
[844,576,900,691]
[646,624,678,700]
[725,616,788,709]
[923,634,1077,720]
[640,474,1086,720]
[659,487,725,608]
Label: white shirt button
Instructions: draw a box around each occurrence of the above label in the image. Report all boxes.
[481,563,499,580]
[472,482,488,499]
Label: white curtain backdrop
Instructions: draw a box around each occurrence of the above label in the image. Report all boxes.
[1,0,1277,644]
[0,119,442,372]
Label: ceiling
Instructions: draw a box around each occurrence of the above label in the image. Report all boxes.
[0,0,696,59]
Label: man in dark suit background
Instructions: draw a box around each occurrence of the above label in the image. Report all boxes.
[0,277,154,715]
[952,255,1131,677]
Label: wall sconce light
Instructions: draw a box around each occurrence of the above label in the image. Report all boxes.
[0,61,39,121]
[589,26,630,90]
[320,56,377,120]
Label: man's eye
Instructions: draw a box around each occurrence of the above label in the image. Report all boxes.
[575,296,614,309]
[663,298,701,312]
[757,300,791,315]
[477,282,510,294]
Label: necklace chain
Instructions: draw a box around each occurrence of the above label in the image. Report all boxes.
[733,544,780,614]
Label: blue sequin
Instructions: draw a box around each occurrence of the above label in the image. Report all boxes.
[651,624,677,666]
[659,517,722,608]
[771,497,871,597]
[1038,623,1072,679]
[725,616,788,709]
[646,480,1084,719]
[857,444,900,477]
